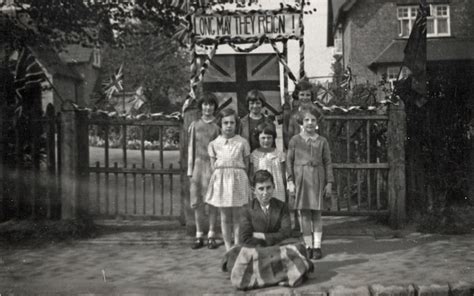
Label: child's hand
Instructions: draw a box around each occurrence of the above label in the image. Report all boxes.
[287,181,295,195]
[324,183,333,197]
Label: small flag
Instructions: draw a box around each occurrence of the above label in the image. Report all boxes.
[402,0,429,104]
[339,66,353,89]
[103,64,124,99]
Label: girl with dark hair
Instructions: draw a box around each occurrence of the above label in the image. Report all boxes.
[240,89,268,151]
[283,80,322,150]
[187,92,220,250]
[287,106,334,260]
[206,108,251,251]
[250,122,286,203]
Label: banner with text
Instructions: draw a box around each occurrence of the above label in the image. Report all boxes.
[192,13,301,40]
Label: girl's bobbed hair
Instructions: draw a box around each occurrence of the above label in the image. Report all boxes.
[217,108,241,131]
[292,80,314,101]
[246,89,266,106]
[253,121,277,148]
[254,121,277,139]
[297,105,322,125]
[197,92,219,112]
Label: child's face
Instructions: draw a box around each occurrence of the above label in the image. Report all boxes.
[298,90,312,105]
[248,99,263,116]
[254,179,274,207]
[201,102,215,117]
[221,115,236,137]
[258,133,273,149]
[302,113,318,134]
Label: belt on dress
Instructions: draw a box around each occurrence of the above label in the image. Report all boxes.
[215,166,246,170]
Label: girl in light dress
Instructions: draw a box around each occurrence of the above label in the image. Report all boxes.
[205,108,251,251]
[249,122,286,203]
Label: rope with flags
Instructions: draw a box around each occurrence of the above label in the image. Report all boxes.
[184,42,218,111]
[299,0,305,79]
[269,40,298,83]
[102,64,124,100]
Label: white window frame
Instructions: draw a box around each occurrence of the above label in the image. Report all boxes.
[397,4,450,38]
[92,48,101,68]
[333,27,343,55]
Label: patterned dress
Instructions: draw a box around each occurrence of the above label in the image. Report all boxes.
[250,149,286,202]
[187,118,220,208]
[205,135,251,207]
[286,133,334,210]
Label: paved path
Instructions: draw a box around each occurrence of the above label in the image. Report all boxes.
[0,219,473,295]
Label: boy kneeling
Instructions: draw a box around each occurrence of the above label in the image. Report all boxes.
[239,169,296,247]
[222,170,312,290]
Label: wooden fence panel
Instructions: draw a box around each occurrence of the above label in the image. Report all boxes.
[84,117,185,221]
[320,113,390,216]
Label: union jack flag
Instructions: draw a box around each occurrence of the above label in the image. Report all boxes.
[14,46,46,99]
[202,54,281,118]
[102,64,124,99]
[14,46,46,116]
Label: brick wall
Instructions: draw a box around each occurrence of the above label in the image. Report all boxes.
[450,0,474,39]
[341,0,473,85]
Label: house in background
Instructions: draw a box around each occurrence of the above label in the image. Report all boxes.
[327,0,474,208]
[29,44,83,113]
[59,44,102,107]
[328,0,474,87]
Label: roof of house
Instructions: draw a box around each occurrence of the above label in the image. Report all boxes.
[29,44,83,81]
[58,44,94,64]
[327,0,358,46]
[369,38,474,67]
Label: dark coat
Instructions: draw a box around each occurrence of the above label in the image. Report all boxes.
[239,198,292,247]
[239,114,267,151]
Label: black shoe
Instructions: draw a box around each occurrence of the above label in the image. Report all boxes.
[306,247,313,259]
[312,248,323,260]
[191,238,204,249]
[207,238,218,249]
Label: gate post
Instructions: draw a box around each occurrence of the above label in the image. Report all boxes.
[59,109,89,219]
[76,110,90,219]
[387,101,407,229]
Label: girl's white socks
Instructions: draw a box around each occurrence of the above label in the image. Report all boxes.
[313,232,322,248]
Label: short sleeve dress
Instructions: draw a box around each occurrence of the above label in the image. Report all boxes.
[187,118,220,207]
[250,149,286,202]
[205,135,251,208]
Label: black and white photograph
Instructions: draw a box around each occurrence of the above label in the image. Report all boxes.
[0,0,473,294]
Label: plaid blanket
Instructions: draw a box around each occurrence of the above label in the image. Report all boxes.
[222,243,313,290]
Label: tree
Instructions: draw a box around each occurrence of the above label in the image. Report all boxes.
[100,29,189,113]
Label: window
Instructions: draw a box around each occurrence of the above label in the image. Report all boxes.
[397,4,450,38]
[386,66,409,89]
[333,27,343,55]
[92,48,101,68]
